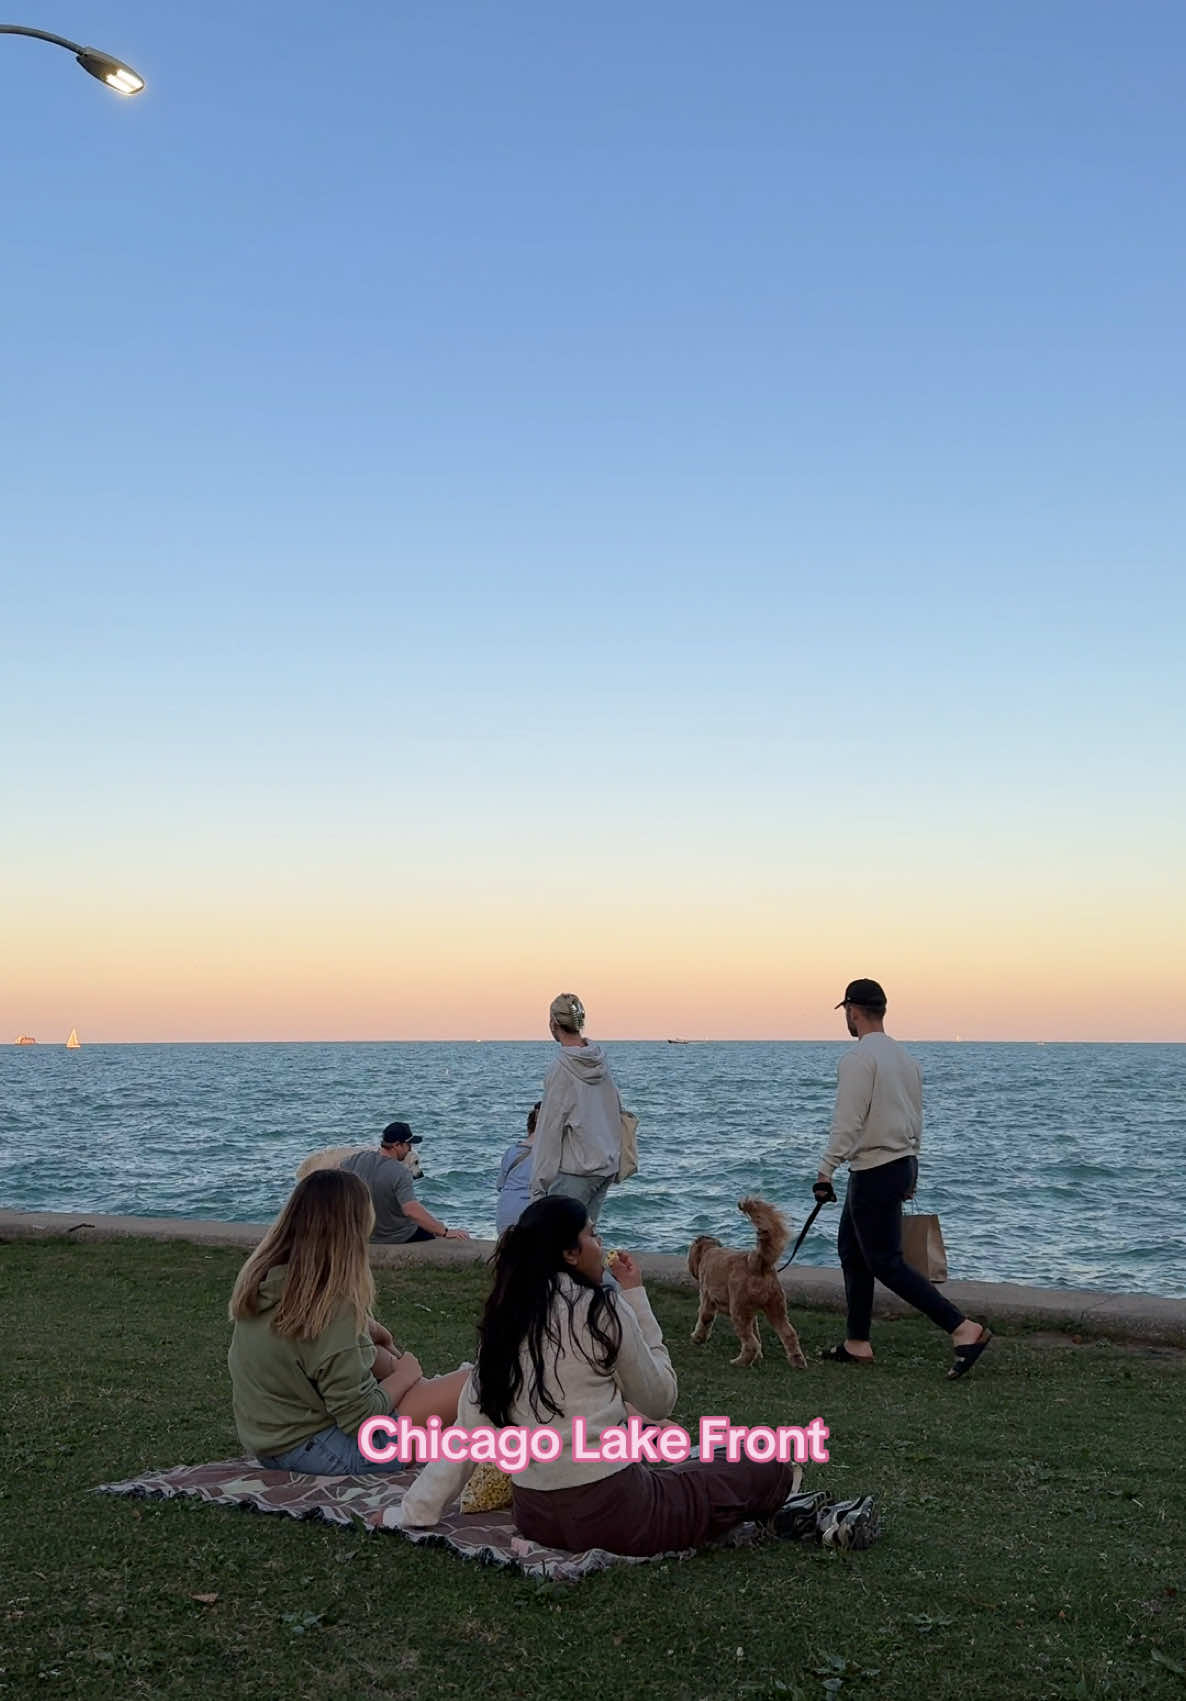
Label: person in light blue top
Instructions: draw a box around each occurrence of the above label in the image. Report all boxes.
[495,1103,539,1236]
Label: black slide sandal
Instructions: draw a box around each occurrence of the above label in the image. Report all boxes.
[947,1326,993,1380]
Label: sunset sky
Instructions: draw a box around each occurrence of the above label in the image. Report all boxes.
[3,2,1183,1043]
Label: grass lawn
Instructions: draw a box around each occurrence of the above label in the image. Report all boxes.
[3,1238,1184,1701]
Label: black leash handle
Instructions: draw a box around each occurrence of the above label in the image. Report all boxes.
[778,1197,827,1272]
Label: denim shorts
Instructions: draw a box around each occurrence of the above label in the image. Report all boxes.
[258,1422,404,1476]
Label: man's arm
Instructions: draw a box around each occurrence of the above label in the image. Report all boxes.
[403,1198,470,1240]
[817,1051,875,1181]
[389,1166,470,1240]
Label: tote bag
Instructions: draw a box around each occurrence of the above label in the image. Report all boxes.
[617,1110,639,1183]
[901,1209,949,1283]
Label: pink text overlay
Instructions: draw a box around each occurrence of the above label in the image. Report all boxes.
[357,1414,830,1472]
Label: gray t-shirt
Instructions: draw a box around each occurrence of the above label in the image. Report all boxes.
[340,1149,420,1243]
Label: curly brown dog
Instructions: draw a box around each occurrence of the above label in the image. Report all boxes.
[687,1197,808,1369]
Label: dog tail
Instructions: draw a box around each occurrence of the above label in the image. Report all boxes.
[739,1197,789,1274]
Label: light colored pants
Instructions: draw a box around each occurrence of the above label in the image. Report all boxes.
[258,1423,399,1475]
[543,1170,614,1228]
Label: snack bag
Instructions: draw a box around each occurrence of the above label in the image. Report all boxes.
[459,1460,513,1514]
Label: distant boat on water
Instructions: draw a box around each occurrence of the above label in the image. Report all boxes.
[15,1034,37,1046]
[66,1028,81,1050]
[666,1038,690,1045]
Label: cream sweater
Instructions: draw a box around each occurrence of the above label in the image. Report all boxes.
[399,1278,676,1527]
[818,1032,923,1179]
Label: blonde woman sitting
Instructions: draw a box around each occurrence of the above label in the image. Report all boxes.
[228,1169,469,1474]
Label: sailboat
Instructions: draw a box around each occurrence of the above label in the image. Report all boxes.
[66,1028,81,1050]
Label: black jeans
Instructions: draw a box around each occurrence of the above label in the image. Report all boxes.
[838,1156,964,1340]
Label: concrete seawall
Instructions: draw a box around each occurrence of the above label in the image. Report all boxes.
[3,1208,1184,1348]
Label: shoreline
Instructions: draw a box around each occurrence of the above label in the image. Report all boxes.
[4,1207,1184,1348]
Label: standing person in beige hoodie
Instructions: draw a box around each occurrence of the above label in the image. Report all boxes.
[529,993,622,1229]
[815,979,991,1380]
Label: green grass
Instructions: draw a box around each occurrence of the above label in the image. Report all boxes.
[2,1239,1184,1701]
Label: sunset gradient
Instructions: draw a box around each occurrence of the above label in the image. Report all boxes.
[3,2,1184,1043]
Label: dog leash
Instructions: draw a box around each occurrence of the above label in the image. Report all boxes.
[778,1198,826,1273]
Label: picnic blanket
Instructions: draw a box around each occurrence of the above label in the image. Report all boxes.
[95,1459,763,1582]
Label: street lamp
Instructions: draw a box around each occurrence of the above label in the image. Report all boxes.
[0,23,145,93]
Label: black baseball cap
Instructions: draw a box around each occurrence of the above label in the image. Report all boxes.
[835,979,887,1012]
[381,1120,422,1147]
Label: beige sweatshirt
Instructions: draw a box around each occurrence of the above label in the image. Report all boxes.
[818,1032,923,1179]
[530,1044,623,1197]
[399,1278,676,1527]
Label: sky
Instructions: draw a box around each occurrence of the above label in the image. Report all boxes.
[2,2,1184,1043]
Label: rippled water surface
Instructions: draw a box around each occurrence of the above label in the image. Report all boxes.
[2,1042,1183,1296]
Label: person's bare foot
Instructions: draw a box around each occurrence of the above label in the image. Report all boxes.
[951,1320,987,1349]
[842,1338,874,1361]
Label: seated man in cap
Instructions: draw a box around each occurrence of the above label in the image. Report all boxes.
[341,1121,471,1244]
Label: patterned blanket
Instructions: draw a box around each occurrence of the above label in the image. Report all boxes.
[95,1459,762,1582]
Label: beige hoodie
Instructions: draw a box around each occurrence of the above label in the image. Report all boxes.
[530,1043,623,1196]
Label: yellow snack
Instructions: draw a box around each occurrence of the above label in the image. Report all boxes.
[459,1461,513,1514]
[604,1248,622,1268]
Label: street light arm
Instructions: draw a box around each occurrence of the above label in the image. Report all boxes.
[0,24,87,52]
[1,22,144,92]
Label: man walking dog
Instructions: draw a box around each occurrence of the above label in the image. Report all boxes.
[815,979,991,1380]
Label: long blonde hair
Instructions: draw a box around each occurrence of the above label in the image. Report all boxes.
[229,1169,376,1340]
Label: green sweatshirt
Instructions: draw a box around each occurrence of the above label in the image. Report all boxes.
[227,1264,393,1458]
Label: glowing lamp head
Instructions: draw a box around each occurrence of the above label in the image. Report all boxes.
[75,46,144,94]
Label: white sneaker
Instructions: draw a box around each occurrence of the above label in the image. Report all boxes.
[817,1495,880,1550]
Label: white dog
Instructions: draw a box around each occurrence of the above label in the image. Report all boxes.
[295,1143,424,1182]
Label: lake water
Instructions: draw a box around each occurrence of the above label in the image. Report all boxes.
[1,1041,1182,1297]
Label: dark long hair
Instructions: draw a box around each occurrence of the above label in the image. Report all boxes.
[475,1196,623,1429]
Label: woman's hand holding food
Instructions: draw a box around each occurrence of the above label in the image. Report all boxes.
[606,1248,643,1290]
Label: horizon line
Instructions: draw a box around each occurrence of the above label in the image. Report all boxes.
[7,1035,1184,1047]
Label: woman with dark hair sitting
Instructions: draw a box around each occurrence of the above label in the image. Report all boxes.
[400,1196,879,1553]
[228,1169,470,1474]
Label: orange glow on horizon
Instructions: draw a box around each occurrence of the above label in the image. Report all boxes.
[4,861,1183,1044]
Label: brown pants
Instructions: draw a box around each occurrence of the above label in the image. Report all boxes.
[512,1458,798,1556]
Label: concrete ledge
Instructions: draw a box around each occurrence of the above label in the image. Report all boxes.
[3,1209,1184,1347]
